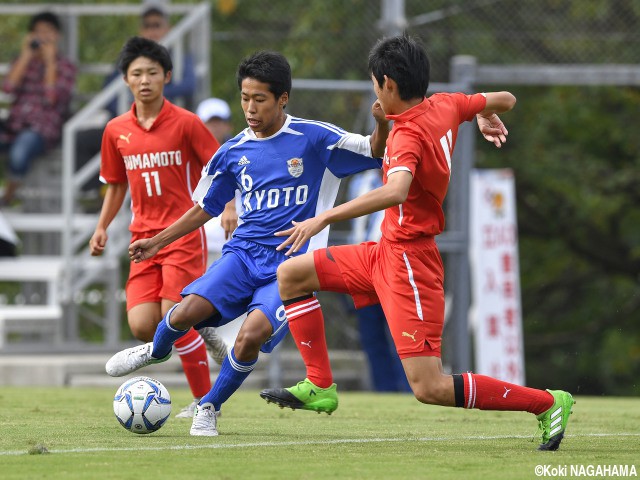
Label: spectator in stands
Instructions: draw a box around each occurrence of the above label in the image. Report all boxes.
[104,2,196,117]
[346,170,411,392]
[196,97,238,264]
[0,11,76,206]
[196,97,234,145]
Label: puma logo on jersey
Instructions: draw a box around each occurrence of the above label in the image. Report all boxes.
[383,154,398,166]
[119,133,132,144]
[503,387,511,398]
[402,330,418,342]
[238,156,250,166]
[300,340,312,348]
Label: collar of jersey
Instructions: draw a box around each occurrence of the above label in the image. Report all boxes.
[385,98,429,123]
[129,98,172,131]
[244,114,292,140]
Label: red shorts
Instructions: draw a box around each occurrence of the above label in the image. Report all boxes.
[126,227,207,310]
[314,236,444,359]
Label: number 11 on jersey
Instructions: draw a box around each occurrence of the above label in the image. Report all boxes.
[142,171,162,197]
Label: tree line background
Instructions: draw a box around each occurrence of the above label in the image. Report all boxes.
[1,0,638,396]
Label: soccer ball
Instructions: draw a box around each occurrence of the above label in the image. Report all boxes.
[113,376,171,434]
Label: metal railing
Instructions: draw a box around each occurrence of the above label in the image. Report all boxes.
[0,2,211,348]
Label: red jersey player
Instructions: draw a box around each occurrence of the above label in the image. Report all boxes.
[260,34,575,451]
[90,37,231,418]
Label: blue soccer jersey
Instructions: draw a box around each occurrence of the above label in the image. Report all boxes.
[192,114,382,252]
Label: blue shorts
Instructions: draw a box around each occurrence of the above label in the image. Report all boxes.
[181,238,289,353]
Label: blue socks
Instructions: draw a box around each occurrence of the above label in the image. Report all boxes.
[200,348,257,411]
[154,306,258,412]
[152,304,188,359]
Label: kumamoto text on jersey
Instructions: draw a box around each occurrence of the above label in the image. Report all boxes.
[123,150,183,170]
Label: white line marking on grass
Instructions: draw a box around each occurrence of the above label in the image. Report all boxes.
[2,433,639,457]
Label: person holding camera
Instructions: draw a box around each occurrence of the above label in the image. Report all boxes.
[0,11,76,205]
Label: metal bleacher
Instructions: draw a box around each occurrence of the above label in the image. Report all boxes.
[0,2,372,391]
[0,2,212,353]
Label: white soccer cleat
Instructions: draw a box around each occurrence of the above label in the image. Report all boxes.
[105,342,171,377]
[198,327,229,365]
[175,400,198,419]
[190,402,219,436]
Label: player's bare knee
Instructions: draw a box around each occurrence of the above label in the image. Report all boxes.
[276,262,298,298]
[234,321,271,360]
[413,387,434,405]
[277,260,313,298]
[411,383,440,405]
[167,304,192,330]
[128,322,154,342]
[171,297,211,330]
[233,330,264,360]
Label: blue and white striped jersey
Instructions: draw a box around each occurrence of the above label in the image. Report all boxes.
[193,114,382,252]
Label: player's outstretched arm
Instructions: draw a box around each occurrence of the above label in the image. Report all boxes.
[276,170,413,256]
[476,91,516,148]
[129,204,213,263]
[89,183,128,256]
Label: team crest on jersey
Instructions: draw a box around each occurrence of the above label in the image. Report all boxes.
[287,157,304,177]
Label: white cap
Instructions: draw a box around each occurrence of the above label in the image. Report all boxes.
[141,1,169,18]
[196,98,232,122]
[142,1,169,17]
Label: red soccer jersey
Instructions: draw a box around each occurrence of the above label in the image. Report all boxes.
[381,93,487,242]
[100,100,220,232]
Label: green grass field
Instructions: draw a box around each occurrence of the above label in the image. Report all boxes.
[0,387,638,479]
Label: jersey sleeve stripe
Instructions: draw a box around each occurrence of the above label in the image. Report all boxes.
[387,166,412,177]
[289,117,346,135]
[192,170,222,204]
[328,133,372,156]
[307,168,341,253]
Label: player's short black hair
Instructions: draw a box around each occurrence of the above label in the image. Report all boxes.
[368,33,430,101]
[28,11,61,32]
[236,51,292,102]
[117,36,173,76]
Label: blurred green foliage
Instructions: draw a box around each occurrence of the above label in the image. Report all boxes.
[477,85,640,396]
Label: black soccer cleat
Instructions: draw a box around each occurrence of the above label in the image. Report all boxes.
[538,432,564,451]
[260,388,305,410]
[260,379,338,414]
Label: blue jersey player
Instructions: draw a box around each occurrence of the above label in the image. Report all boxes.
[105,51,389,436]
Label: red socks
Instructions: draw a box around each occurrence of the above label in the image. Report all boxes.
[460,372,554,415]
[174,328,211,398]
[285,295,333,388]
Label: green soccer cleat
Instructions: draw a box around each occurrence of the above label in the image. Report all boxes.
[260,378,338,415]
[536,389,575,451]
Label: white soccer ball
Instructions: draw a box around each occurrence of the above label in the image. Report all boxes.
[113,376,171,434]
